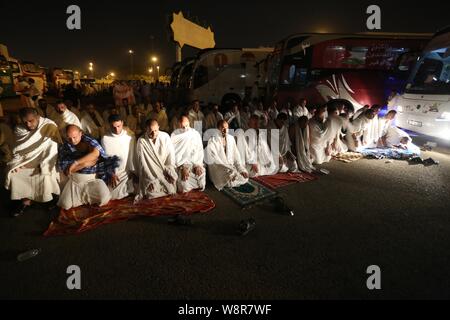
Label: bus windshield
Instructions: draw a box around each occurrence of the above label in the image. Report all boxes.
[406,46,450,95]
[22,62,41,73]
[179,63,194,88]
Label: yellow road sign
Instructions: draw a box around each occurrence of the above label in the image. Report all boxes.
[170,12,215,49]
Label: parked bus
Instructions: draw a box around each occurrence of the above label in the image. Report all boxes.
[172,48,273,105]
[388,27,450,140]
[19,60,47,94]
[266,32,432,110]
[0,54,15,98]
[191,48,272,105]
[48,68,75,92]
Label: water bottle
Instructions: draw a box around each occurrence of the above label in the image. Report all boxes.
[17,249,41,262]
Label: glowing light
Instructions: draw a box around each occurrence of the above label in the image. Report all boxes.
[440,112,450,120]
[129,50,134,54]
[151,56,158,63]
[397,106,403,112]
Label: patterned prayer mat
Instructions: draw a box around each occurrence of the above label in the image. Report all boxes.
[251,172,318,190]
[44,191,215,236]
[222,180,277,208]
[361,148,420,160]
[332,152,364,163]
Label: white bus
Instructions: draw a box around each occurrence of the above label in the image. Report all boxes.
[388,27,450,140]
[177,48,273,105]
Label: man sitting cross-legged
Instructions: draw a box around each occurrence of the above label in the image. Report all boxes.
[236,114,278,178]
[101,114,136,200]
[134,119,178,201]
[171,115,206,193]
[5,108,62,217]
[57,125,119,210]
[205,120,249,190]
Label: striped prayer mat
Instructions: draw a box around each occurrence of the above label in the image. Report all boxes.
[251,172,318,190]
[44,191,215,236]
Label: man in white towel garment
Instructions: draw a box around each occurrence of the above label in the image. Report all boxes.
[49,100,81,137]
[5,108,62,217]
[134,119,178,201]
[205,120,249,190]
[236,114,278,177]
[101,114,136,200]
[290,115,316,173]
[171,115,206,193]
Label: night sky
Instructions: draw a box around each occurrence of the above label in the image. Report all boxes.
[1,0,449,77]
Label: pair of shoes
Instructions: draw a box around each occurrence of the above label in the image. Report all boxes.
[423,158,439,166]
[274,197,295,216]
[239,218,256,236]
[168,215,193,226]
[408,156,423,165]
[11,204,30,218]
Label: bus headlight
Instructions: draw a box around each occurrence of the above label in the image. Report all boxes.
[441,112,450,120]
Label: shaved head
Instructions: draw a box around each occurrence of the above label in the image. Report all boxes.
[66,125,83,146]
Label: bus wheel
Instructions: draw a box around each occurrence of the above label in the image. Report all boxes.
[221,93,241,109]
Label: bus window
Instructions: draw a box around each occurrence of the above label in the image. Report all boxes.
[280,64,308,86]
[407,46,450,94]
[9,62,20,74]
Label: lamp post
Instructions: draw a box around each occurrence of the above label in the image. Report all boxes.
[128,50,134,79]
[156,65,160,80]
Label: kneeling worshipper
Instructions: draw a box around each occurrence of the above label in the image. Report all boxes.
[49,100,81,137]
[134,119,178,201]
[290,116,316,173]
[345,109,375,152]
[204,120,249,190]
[80,103,105,140]
[309,105,332,165]
[325,103,349,155]
[57,125,119,210]
[236,114,278,177]
[171,115,206,193]
[4,108,62,217]
[382,126,421,154]
[269,113,298,172]
[101,114,136,200]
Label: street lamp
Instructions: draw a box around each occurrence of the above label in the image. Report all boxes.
[88,62,94,78]
[156,66,160,79]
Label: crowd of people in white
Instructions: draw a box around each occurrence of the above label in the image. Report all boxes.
[0,94,417,217]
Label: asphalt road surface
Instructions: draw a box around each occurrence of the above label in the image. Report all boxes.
[1,145,449,300]
[1,97,450,299]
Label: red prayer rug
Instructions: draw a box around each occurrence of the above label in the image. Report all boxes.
[44,191,215,236]
[251,172,318,190]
